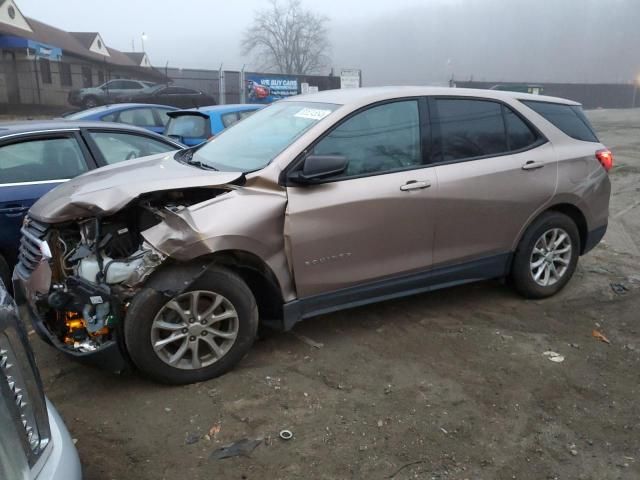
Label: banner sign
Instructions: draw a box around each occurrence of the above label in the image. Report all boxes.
[246,74,299,103]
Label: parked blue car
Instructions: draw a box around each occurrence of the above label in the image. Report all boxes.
[0,121,182,287]
[64,103,178,134]
[164,104,264,146]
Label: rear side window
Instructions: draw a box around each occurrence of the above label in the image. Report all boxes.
[521,101,598,142]
[221,112,240,128]
[435,99,507,161]
[0,137,87,184]
[166,115,209,138]
[119,108,156,127]
[504,108,538,150]
[433,98,540,162]
[88,131,176,165]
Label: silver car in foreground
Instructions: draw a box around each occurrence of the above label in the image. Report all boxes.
[0,281,81,480]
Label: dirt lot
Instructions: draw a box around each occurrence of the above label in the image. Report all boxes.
[31,109,640,480]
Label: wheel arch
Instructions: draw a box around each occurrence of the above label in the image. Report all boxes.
[515,203,589,255]
[144,250,285,330]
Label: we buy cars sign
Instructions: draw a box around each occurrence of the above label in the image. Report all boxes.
[246,74,299,103]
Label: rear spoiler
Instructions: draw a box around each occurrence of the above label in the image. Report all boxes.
[166,110,211,119]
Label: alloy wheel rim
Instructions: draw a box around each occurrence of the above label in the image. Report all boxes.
[529,228,572,287]
[150,290,239,370]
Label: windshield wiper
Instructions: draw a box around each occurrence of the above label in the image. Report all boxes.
[188,158,218,171]
[175,148,218,170]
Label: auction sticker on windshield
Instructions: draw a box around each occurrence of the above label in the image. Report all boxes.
[294,108,333,121]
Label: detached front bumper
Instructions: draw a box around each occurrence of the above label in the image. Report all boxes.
[12,261,129,372]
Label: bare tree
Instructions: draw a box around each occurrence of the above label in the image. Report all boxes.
[241,0,331,75]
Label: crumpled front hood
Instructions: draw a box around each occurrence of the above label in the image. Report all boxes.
[29,152,243,223]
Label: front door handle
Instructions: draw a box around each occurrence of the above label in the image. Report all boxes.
[522,160,545,171]
[0,204,29,217]
[400,180,431,191]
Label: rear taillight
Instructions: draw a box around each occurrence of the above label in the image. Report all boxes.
[596,149,614,172]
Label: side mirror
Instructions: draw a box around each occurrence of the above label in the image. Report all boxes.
[289,155,347,184]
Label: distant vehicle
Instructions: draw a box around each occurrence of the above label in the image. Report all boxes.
[0,279,82,480]
[0,121,182,287]
[14,87,611,385]
[118,84,217,108]
[64,103,178,134]
[165,104,264,146]
[490,84,544,95]
[68,79,157,109]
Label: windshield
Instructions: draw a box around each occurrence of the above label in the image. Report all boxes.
[189,101,339,172]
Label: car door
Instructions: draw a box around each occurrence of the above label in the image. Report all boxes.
[285,99,437,298]
[0,133,93,266]
[429,97,557,267]
[82,129,179,166]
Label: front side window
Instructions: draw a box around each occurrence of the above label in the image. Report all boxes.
[0,137,87,184]
[521,100,598,142]
[88,131,176,165]
[313,100,422,177]
[118,108,156,126]
[190,101,339,172]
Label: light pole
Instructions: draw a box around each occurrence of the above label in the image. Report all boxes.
[632,74,640,109]
[141,32,147,52]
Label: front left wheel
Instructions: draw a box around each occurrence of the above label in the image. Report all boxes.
[124,267,258,384]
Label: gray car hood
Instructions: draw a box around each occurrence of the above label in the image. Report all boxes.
[30,152,243,223]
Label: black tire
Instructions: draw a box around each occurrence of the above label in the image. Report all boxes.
[124,267,258,384]
[82,96,99,109]
[0,255,11,292]
[511,211,580,299]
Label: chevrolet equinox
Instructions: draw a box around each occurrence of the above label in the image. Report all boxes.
[13,87,612,384]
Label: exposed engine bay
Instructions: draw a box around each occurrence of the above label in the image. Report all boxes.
[33,188,224,353]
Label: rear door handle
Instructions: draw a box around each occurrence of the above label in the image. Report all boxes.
[400,180,431,191]
[522,160,545,171]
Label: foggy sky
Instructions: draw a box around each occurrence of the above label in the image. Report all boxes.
[16,0,640,85]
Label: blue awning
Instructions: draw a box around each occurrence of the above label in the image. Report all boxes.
[0,35,62,60]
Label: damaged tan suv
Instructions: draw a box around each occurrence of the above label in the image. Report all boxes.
[14,87,612,384]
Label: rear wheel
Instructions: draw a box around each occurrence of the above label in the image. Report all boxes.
[511,212,580,299]
[124,267,258,384]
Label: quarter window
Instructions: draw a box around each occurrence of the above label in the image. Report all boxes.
[521,100,598,142]
[312,100,422,177]
[0,137,87,184]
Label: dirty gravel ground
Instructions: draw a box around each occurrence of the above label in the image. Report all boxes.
[30,109,640,480]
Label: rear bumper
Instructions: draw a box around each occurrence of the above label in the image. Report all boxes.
[582,223,607,255]
[13,263,128,372]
